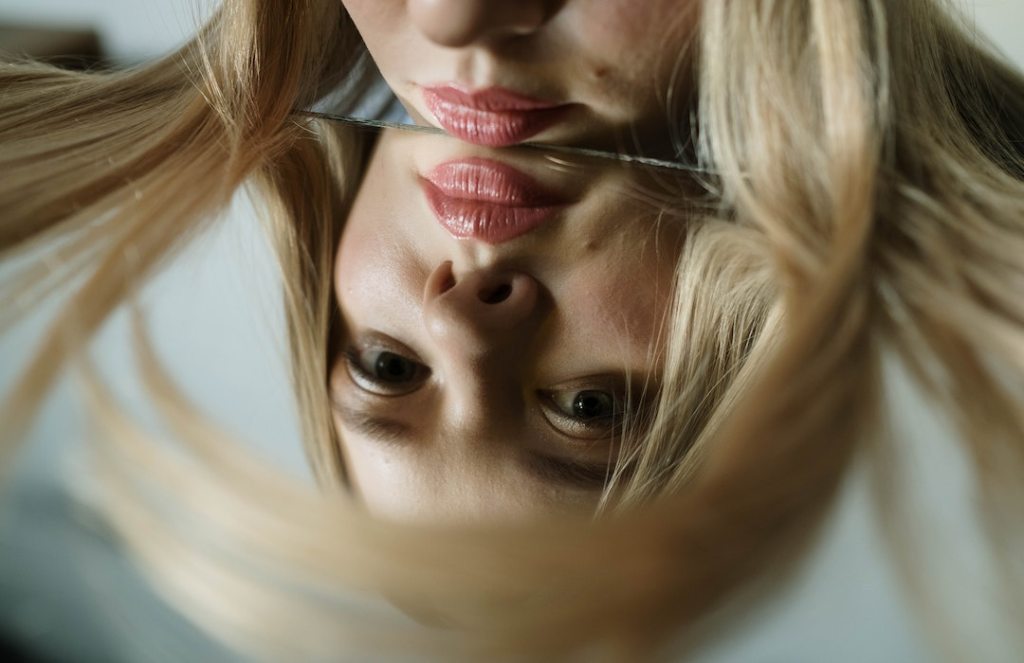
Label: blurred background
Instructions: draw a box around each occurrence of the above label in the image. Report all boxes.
[0,0,212,64]
[0,2,300,661]
[1,1,1022,662]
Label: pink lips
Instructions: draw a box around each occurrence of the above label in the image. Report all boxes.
[421,158,567,244]
[421,85,572,147]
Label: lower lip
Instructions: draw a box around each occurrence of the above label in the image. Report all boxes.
[420,158,566,244]
[422,88,571,147]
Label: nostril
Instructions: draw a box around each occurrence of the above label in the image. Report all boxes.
[478,282,513,304]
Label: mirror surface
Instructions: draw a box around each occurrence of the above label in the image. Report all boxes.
[0,115,711,653]
[313,116,700,521]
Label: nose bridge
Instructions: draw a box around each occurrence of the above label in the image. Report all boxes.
[408,0,550,48]
[422,261,543,359]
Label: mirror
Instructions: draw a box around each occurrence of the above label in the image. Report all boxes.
[1,113,725,658]
[318,117,697,521]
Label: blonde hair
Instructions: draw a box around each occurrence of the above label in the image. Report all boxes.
[2,0,1023,660]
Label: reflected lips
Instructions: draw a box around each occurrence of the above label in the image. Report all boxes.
[421,158,567,244]
[422,85,571,146]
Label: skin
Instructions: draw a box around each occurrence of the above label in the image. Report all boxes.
[330,129,685,523]
[339,0,699,151]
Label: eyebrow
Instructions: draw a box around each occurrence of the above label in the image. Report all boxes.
[331,398,415,445]
[524,452,615,491]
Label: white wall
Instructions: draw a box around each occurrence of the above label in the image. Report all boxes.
[971,0,1024,66]
[0,0,214,61]
[0,9,305,661]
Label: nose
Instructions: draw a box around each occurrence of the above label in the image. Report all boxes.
[408,0,550,48]
[422,261,544,357]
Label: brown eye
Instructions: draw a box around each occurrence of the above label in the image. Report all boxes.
[372,351,419,383]
[344,346,430,396]
[541,387,624,439]
[557,390,616,421]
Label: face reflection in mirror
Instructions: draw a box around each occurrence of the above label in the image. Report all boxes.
[340,0,698,151]
[330,129,686,523]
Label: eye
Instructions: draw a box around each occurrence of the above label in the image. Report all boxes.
[372,352,418,382]
[344,345,430,396]
[540,386,626,439]
[560,390,616,421]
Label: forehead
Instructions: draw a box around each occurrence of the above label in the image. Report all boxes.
[336,424,599,523]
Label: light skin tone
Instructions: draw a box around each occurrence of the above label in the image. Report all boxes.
[339,0,699,151]
[330,129,685,523]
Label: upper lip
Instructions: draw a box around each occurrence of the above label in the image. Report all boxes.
[421,85,564,112]
[420,84,573,147]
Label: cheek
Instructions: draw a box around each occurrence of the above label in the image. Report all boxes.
[341,0,402,23]
[594,1,660,43]
[577,0,696,59]
[562,255,668,355]
[563,0,699,121]
[335,236,426,339]
[334,142,427,322]
[339,1,408,59]
[336,429,434,521]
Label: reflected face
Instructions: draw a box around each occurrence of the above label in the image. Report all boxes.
[331,130,684,523]
[340,0,699,150]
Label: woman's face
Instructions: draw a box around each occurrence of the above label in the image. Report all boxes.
[330,128,685,523]
[340,0,699,149]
